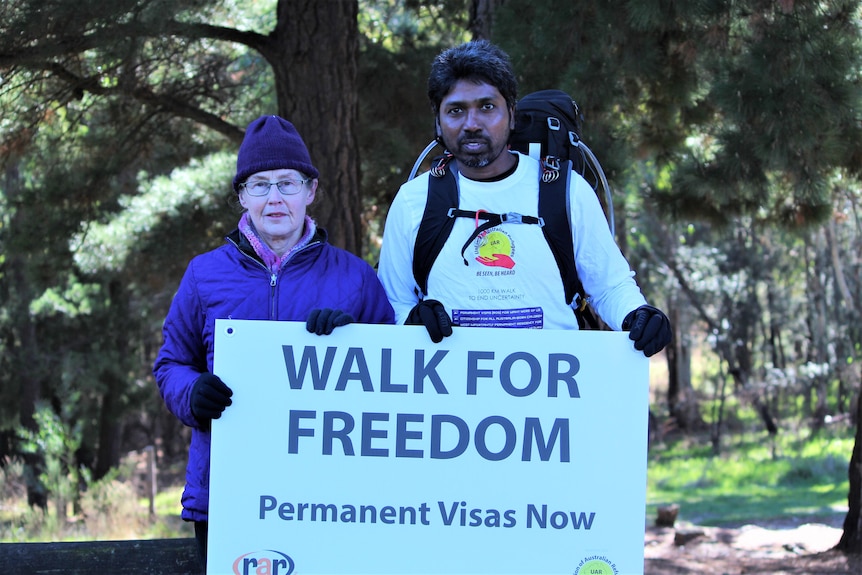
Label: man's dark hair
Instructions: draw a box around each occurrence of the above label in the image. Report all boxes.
[427,40,518,116]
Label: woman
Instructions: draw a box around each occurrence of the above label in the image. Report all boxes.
[153,115,394,569]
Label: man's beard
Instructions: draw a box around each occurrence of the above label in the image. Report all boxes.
[459,153,492,168]
[444,134,507,169]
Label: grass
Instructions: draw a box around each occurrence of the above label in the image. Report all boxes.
[646,426,852,528]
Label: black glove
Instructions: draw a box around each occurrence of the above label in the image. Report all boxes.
[190,372,233,429]
[406,299,453,343]
[306,308,355,335]
[623,305,672,358]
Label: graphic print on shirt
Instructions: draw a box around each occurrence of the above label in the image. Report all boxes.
[473,227,515,270]
[450,225,543,329]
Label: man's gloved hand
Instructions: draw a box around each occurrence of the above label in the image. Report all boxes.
[306,308,355,335]
[622,305,672,358]
[406,299,453,343]
[190,372,233,429]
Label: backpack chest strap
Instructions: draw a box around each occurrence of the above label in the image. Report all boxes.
[448,209,544,265]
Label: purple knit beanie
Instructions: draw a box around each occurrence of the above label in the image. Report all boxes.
[233,115,319,191]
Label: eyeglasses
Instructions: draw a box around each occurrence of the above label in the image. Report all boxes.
[239,178,311,196]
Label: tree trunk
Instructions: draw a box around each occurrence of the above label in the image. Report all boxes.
[94,278,132,479]
[94,380,123,481]
[4,156,47,509]
[665,298,704,431]
[267,0,361,253]
[826,218,860,415]
[837,390,862,552]
[808,229,832,430]
[4,159,40,431]
[469,0,506,39]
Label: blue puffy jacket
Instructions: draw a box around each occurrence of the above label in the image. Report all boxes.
[153,227,395,521]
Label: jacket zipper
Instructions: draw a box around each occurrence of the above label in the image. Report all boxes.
[227,235,323,321]
[269,273,278,319]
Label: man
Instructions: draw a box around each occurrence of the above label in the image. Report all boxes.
[377,40,671,357]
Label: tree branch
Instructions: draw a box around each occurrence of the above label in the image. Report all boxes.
[44,62,243,144]
[0,21,272,68]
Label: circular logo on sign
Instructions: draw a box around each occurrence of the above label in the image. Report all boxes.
[576,558,615,575]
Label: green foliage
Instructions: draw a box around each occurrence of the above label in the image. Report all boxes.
[662,1,862,225]
[359,0,468,48]
[0,0,272,475]
[494,1,862,228]
[30,277,102,318]
[17,404,88,521]
[72,152,235,274]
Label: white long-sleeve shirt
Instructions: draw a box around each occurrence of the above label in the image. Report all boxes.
[378,153,646,331]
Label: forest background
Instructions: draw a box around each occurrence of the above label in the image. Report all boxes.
[3,0,862,554]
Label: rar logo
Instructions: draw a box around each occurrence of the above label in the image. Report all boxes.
[231,549,295,575]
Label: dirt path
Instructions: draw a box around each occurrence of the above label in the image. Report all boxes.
[644,520,862,574]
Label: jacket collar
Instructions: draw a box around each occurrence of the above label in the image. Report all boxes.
[225,226,327,264]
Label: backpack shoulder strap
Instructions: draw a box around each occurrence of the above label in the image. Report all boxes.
[538,161,578,305]
[413,157,459,297]
[539,160,598,329]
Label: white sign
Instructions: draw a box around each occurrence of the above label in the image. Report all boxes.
[209,320,649,575]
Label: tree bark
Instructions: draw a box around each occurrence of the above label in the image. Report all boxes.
[837,390,862,552]
[469,0,506,39]
[665,298,704,431]
[807,229,831,429]
[4,155,47,509]
[263,0,361,253]
[93,279,129,480]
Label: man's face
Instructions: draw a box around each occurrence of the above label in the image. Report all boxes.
[436,79,515,179]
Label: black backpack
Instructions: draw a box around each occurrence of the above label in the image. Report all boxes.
[408,89,613,329]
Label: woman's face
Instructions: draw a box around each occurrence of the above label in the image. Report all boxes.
[239,168,317,255]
